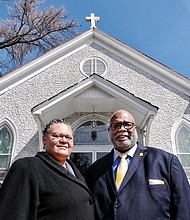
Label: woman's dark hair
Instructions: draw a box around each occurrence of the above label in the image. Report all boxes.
[43,119,70,136]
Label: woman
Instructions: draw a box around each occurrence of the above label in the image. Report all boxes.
[0,119,95,220]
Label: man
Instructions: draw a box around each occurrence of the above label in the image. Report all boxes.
[0,119,95,220]
[85,110,190,220]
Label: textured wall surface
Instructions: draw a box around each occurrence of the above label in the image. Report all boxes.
[0,42,189,163]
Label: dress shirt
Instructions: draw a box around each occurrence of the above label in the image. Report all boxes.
[113,144,137,178]
[64,161,76,176]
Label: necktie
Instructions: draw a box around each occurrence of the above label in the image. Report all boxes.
[115,153,128,190]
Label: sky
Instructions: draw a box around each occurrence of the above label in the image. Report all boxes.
[1,0,190,79]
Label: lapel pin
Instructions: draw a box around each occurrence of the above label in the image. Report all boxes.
[139,152,144,157]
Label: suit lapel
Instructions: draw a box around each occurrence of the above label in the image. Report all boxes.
[118,144,147,192]
[104,150,118,193]
[106,167,117,193]
[36,152,90,192]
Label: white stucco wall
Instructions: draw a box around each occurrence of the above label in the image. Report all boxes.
[0,42,189,164]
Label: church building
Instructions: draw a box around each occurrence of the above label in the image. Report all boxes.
[0,14,190,182]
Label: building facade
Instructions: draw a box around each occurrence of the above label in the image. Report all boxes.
[0,28,190,182]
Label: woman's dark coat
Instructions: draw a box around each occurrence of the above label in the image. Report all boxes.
[0,152,95,220]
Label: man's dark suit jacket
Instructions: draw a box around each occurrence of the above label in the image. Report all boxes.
[85,143,190,220]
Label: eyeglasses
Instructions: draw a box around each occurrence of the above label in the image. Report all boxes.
[109,122,135,131]
[50,133,73,141]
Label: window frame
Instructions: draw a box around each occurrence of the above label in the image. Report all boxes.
[0,118,16,180]
[80,56,108,77]
[171,118,190,179]
[71,114,112,170]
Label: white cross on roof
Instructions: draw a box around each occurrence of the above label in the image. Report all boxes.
[86,13,100,29]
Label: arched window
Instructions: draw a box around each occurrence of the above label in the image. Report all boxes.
[74,121,110,145]
[172,119,190,178]
[0,121,14,179]
[70,117,112,175]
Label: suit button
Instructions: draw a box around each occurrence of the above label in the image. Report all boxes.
[115,202,121,209]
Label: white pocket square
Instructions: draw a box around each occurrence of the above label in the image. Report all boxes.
[149,179,164,185]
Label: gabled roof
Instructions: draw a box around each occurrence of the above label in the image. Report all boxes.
[32,73,158,131]
[0,28,190,95]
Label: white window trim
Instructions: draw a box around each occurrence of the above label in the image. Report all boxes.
[171,118,190,155]
[80,56,108,77]
[171,118,190,181]
[71,114,111,163]
[71,147,112,162]
[71,114,109,132]
[0,118,17,170]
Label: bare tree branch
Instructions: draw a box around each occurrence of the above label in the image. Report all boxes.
[0,0,80,75]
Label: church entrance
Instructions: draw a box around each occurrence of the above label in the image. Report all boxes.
[70,120,112,175]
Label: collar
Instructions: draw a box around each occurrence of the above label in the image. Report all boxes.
[64,161,76,176]
[113,143,137,161]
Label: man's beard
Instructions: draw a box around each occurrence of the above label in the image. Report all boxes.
[110,131,138,152]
